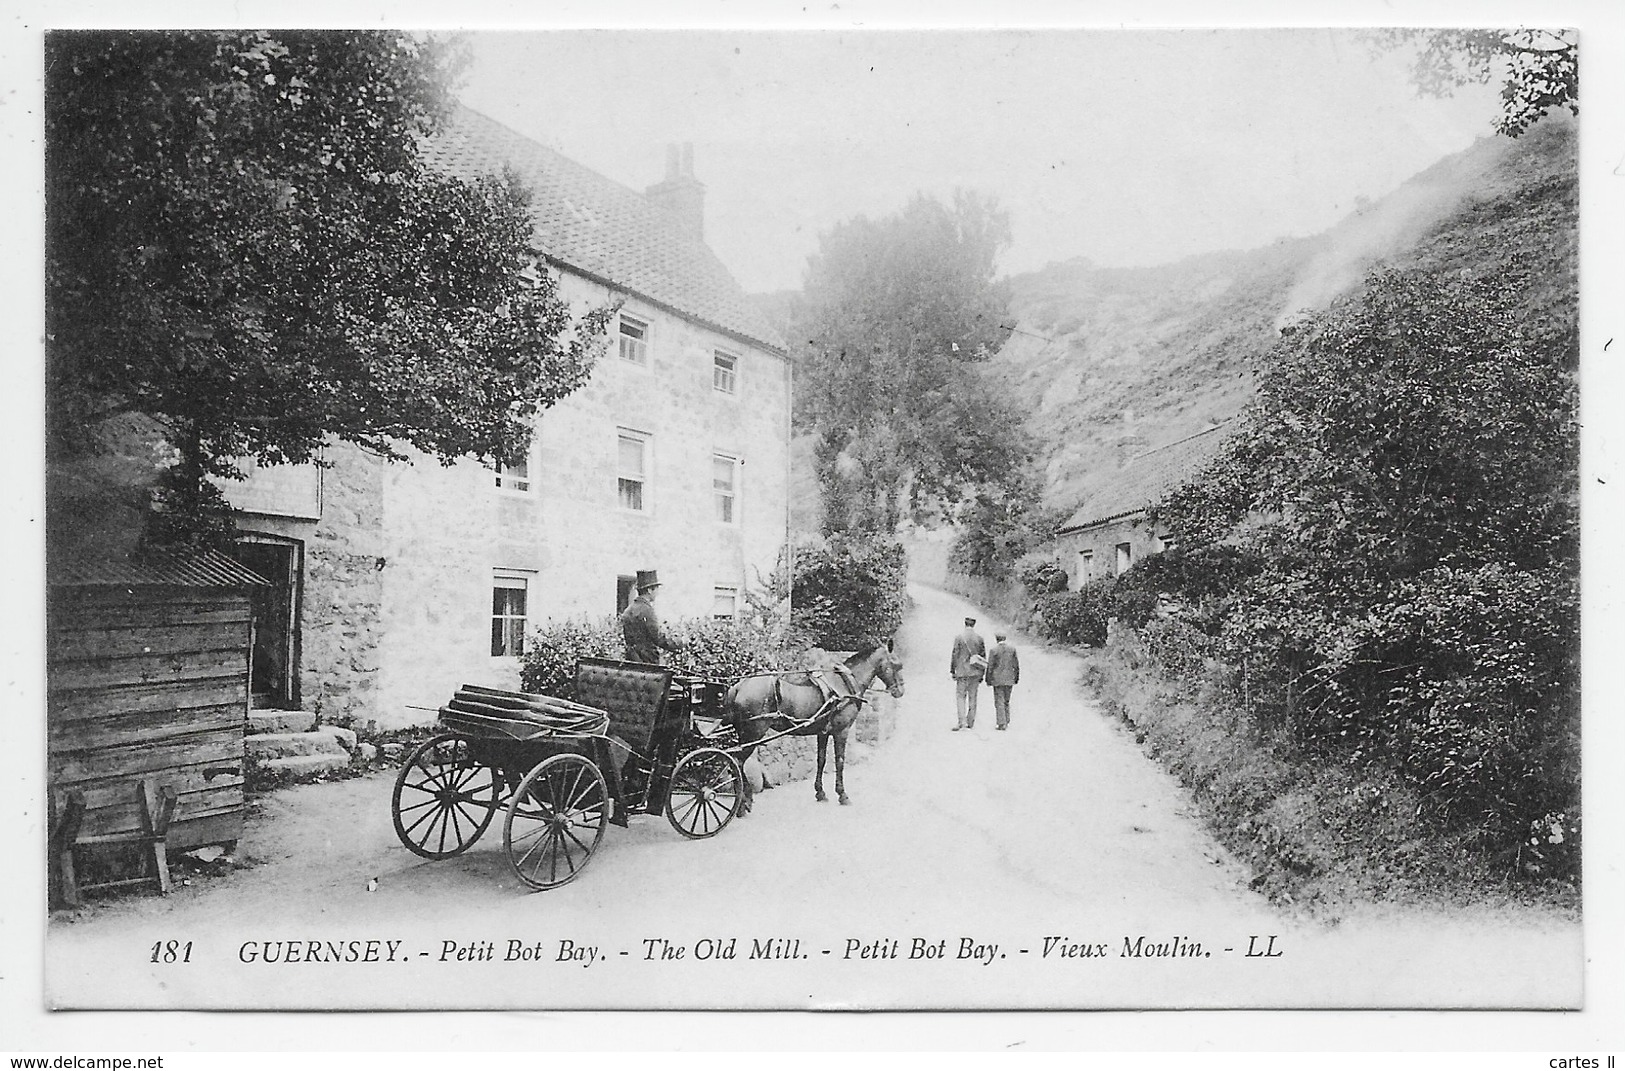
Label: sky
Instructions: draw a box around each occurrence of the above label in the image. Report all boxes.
[457,28,1506,294]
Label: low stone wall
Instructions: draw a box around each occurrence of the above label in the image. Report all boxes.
[752,689,897,788]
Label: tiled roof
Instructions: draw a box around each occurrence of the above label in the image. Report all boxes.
[1060,423,1234,532]
[49,548,269,589]
[424,105,785,356]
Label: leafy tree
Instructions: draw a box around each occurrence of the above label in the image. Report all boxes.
[1372,28,1577,137]
[948,476,1063,582]
[793,191,1023,532]
[46,30,610,550]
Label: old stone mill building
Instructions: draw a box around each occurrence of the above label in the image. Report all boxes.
[203,106,792,731]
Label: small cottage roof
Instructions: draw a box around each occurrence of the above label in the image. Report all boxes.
[1060,423,1234,534]
[423,105,786,357]
[49,548,269,589]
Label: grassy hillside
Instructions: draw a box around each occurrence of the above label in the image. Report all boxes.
[999,114,1577,516]
[746,115,1576,542]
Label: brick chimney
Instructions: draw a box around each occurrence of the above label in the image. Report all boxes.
[645,142,705,242]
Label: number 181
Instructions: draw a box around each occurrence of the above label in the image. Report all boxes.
[150,939,192,963]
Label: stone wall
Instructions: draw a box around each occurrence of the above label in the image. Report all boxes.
[751,689,897,788]
[300,446,386,725]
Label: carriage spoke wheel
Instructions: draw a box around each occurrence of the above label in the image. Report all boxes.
[392,734,498,859]
[504,753,609,891]
[666,748,744,840]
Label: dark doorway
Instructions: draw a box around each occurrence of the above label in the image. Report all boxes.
[616,574,637,614]
[235,538,301,709]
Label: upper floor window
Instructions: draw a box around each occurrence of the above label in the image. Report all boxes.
[491,574,529,657]
[1115,542,1133,575]
[618,430,649,511]
[619,315,649,365]
[1078,549,1095,583]
[713,453,738,524]
[517,262,543,291]
[713,350,738,394]
[493,454,531,492]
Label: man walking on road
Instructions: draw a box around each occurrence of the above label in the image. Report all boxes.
[950,616,987,731]
[987,631,1021,730]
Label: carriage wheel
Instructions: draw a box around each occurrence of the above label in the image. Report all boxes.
[392,734,498,859]
[504,753,609,891]
[666,748,744,840]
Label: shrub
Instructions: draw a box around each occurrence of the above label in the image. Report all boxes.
[518,617,621,699]
[519,615,793,698]
[791,533,908,649]
[1018,557,1069,594]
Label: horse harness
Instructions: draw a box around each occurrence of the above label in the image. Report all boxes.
[755,662,869,733]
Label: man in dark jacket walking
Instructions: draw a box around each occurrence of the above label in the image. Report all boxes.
[950,616,987,731]
[620,569,684,665]
[986,631,1021,730]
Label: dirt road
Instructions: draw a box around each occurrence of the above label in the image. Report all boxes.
[45,584,1580,1011]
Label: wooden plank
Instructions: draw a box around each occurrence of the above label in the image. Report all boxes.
[49,728,244,784]
[49,791,86,908]
[49,677,247,722]
[50,620,252,664]
[167,810,244,851]
[50,703,244,752]
[55,765,244,808]
[72,784,244,841]
[49,597,251,632]
[141,781,177,894]
[48,648,250,694]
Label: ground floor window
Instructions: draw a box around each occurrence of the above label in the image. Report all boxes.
[712,585,739,621]
[492,574,530,657]
[1077,548,1095,583]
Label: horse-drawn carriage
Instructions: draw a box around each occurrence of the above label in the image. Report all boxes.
[390,658,746,890]
[390,642,905,892]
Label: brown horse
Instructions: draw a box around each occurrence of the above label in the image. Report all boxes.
[723,640,905,809]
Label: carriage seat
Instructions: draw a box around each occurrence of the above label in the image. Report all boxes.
[574,658,675,754]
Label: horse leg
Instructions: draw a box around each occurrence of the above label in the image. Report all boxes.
[833,730,850,805]
[736,742,756,816]
[814,733,829,802]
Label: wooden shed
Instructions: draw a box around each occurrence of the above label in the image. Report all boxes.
[47,548,266,903]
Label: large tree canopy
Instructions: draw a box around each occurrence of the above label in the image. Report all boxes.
[46,31,609,506]
[792,190,1027,532]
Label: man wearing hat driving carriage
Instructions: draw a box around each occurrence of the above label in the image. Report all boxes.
[620,568,686,665]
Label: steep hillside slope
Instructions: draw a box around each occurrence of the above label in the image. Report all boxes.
[1000,114,1577,516]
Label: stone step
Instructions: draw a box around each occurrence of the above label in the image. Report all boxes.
[258,753,352,778]
[246,731,350,762]
[249,710,318,735]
